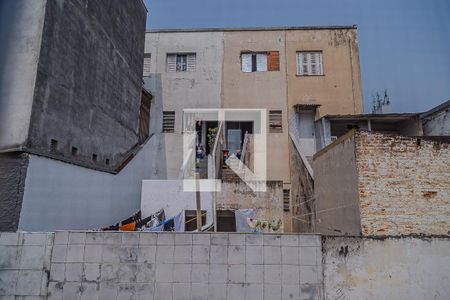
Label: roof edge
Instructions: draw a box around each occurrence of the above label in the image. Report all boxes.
[420,99,450,119]
[146,25,358,33]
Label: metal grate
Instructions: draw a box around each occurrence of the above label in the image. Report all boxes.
[269,110,283,133]
[162,111,176,132]
[283,189,290,212]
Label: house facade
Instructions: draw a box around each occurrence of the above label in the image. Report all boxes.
[142,26,363,232]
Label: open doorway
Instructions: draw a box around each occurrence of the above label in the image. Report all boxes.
[225,121,253,155]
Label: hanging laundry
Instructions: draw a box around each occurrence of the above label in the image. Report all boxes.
[173,211,185,232]
[235,209,256,233]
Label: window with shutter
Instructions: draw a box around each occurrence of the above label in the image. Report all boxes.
[296,51,323,76]
[283,189,290,212]
[162,111,175,132]
[143,53,151,77]
[269,110,283,133]
[241,52,278,72]
[166,53,196,72]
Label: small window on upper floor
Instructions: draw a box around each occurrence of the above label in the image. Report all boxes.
[143,53,151,76]
[162,111,176,132]
[241,51,280,72]
[269,110,283,133]
[297,51,323,76]
[167,53,196,72]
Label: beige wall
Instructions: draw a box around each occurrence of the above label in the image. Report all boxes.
[286,29,363,117]
[313,130,362,235]
[222,30,290,182]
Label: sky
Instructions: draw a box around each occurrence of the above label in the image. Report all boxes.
[144,0,450,113]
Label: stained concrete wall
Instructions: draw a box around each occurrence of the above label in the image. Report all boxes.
[286,28,363,118]
[0,153,29,232]
[0,0,47,149]
[323,236,450,300]
[313,130,361,235]
[143,31,224,179]
[0,231,323,299]
[18,138,154,232]
[26,0,147,170]
[421,104,450,136]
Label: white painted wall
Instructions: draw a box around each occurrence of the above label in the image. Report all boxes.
[0,0,47,149]
[324,237,450,300]
[143,31,224,179]
[18,139,154,231]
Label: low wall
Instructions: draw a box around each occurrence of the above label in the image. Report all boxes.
[0,232,323,299]
[323,236,450,300]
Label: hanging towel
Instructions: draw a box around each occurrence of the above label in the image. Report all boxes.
[235,209,256,233]
[174,211,185,232]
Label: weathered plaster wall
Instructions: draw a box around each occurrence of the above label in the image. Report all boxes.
[27,0,147,170]
[0,231,323,299]
[422,107,450,136]
[313,131,362,235]
[356,131,450,236]
[288,139,315,233]
[323,236,450,300]
[0,0,47,149]
[18,138,154,232]
[216,181,285,230]
[286,28,364,118]
[222,30,290,182]
[143,31,224,179]
[0,153,29,232]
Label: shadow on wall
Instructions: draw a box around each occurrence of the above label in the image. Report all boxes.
[144,73,168,179]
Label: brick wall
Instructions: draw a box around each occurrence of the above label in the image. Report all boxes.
[0,232,323,299]
[356,131,450,236]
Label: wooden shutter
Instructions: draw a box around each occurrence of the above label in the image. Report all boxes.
[269,110,283,133]
[143,53,151,76]
[256,53,267,71]
[162,111,175,132]
[241,53,252,72]
[166,54,176,72]
[187,54,196,71]
[268,51,280,71]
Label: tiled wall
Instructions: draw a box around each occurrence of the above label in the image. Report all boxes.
[0,232,323,300]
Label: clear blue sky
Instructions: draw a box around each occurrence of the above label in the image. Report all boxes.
[144,0,450,113]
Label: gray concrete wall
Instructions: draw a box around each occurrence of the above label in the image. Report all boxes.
[0,231,323,299]
[313,131,361,235]
[422,107,450,136]
[18,137,154,232]
[0,0,47,149]
[0,153,29,232]
[26,0,147,170]
[143,32,223,179]
[323,236,450,300]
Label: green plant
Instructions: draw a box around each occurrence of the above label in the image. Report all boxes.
[208,127,218,146]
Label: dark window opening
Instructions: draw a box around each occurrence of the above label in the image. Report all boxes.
[216,210,236,232]
[185,210,207,231]
[92,153,97,161]
[105,158,110,165]
[71,147,78,156]
[50,139,58,152]
[139,89,152,143]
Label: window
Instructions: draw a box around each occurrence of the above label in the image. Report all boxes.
[242,51,280,72]
[269,110,283,133]
[283,189,290,212]
[184,210,207,231]
[167,53,196,72]
[296,51,323,76]
[216,210,236,232]
[162,111,175,132]
[143,53,151,76]
[50,139,58,152]
[92,153,97,161]
[71,147,78,156]
[138,89,152,143]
